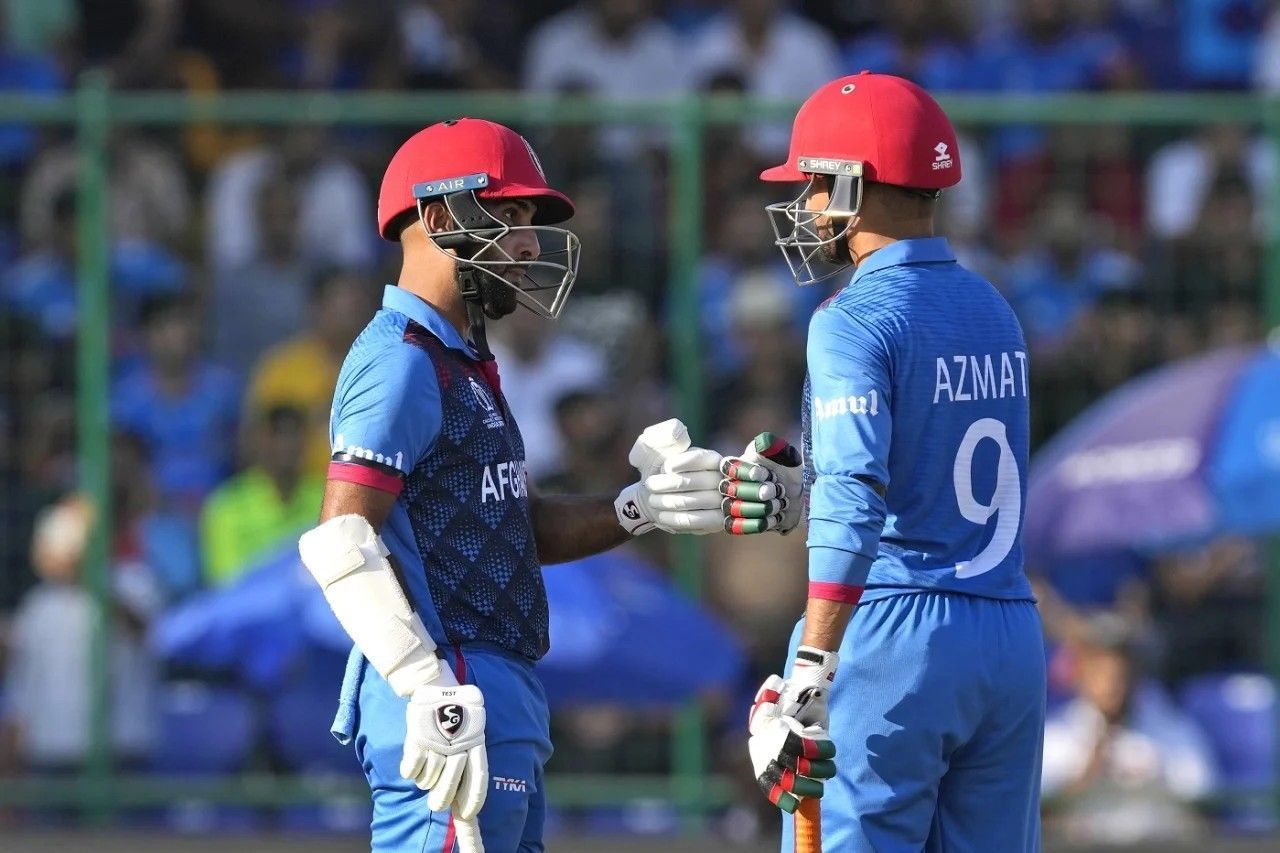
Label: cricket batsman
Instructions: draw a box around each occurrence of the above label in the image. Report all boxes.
[297,118,727,852]
[722,73,1047,851]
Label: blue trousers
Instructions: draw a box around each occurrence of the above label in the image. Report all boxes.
[333,644,552,852]
[779,592,1046,853]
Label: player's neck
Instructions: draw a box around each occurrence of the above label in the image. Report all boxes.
[396,265,470,337]
[848,220,936,268]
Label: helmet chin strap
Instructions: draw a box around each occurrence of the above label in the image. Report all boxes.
[430,229,495,361]
[459,267,493,360]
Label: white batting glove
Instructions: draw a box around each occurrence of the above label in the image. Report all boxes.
[400,670,488,851]
[748,666,837,814]
[720,432,805,535]
[615,419,724,535]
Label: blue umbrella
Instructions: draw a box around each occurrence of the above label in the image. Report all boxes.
[153,545,744,707]
[1025,343,1280,559]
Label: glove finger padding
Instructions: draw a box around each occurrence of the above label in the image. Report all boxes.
[426,751,468,812]
[453,742,489,820]
[648,490,724,512]
[646,470,722,494]
[724,513,785,535]
[720,479,785,502]
[399,745,427,787]
[662,447,723,475]
[723,497,786,519]
[654,508,723,534]
[453,815,485,853]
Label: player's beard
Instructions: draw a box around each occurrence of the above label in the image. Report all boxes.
[476,272,519,320]
[817,217,853,266]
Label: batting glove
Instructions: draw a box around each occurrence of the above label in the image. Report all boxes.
[720,432,804,535]
[748,657,838,814]
[401,670,488,852]
[616,419,724,535]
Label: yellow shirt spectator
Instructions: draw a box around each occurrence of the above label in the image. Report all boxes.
[247,335,337,476]
[200,467,325,588]
[245,269,375,477]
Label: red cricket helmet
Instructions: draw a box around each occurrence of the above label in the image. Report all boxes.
[378,118,580,324]
[378,117,575,240]
[762,73,961,285]
[761,72,961,189]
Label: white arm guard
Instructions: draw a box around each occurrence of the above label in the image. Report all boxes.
[299,514,447,697]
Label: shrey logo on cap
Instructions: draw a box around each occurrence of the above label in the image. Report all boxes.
[932,142,953,171]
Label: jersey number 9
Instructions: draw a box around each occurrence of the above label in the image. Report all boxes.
[952,418,1021,579]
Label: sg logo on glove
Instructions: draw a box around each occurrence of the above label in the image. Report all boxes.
[436,704,464,739]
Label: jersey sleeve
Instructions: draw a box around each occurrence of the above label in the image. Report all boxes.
[805,305,894,602]
[328,342,441,495]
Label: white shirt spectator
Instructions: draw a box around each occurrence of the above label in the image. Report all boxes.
[686,10,840,156]
[523,5,686,155]
[1145,134,1275,240]
[3,565,160,766]
[206,147,374,272]
[1255,5,1280,92]
[524,6,684,99]
[1042,682,1218,844]
[489,328,606,479]
[21,136,190,248]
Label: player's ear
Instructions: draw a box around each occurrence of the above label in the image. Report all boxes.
[420,201,455,235]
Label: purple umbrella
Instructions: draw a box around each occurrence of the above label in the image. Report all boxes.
[1025,343,1280,558]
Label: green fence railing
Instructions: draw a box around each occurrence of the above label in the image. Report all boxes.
[0,77,1277,826]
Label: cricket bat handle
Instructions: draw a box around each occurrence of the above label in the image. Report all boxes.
[795,797,821,853]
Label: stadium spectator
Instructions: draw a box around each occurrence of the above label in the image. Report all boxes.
[205,127,373,275]
[199,404,323,588]
[523,0,685,155]
[841,0,982,92]
[1,495,159,775]
[1002,191,1140,357]
[1179,0,1264,89]
[76,0,180,88]
[1146,124,1275,241]
[488,306,607,481]
[208,170,311,376]
[245,267,373,477]
[537,389,632,496]
[686,0,841,156]
[1158,172,1265,325]
[1042,614,1218,844]
[111,430,201,602]
[1152,538,1267,685]
[0,17,64,172]
[707,268,805,441]
[380,0,519,90]
[21,130,190,251]
[523,0,682,98]
[697,189,800,376]
[112,294,241,512]
[3,189,77,340]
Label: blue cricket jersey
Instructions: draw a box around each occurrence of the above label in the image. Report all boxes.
[803,237,1035,603]
[328,285,548,660]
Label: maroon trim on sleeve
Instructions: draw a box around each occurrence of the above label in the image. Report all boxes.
[327,460,404,496]
[807,582,865,605]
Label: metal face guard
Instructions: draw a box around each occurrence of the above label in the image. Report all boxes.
[415,178,581,319]
[765,159,863,286]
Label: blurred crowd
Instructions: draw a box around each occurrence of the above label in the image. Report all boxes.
[0,0,1276,842]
